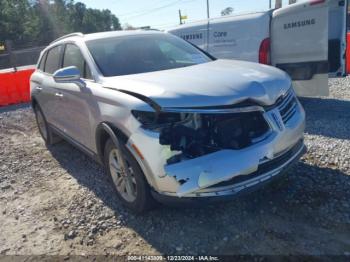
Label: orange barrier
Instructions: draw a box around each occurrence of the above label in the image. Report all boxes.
[0,67,34,107]
[347,32,350,74]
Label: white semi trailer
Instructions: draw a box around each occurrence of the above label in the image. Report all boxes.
[168,0,348,97]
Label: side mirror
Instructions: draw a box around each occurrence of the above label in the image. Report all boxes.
[53,66,86,88]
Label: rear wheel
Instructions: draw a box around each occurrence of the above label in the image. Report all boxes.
[104,138,156,213]
[33,105,60,145]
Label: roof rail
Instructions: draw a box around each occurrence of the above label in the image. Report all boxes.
[50,32,84,45]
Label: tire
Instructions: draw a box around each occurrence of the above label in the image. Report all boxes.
[33,105,61,146]
[104,138,156,213]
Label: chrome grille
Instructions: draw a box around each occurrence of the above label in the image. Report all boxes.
[275,88,297,124]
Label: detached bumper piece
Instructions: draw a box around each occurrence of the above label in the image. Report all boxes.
[165,138,305,197]
[207,139,305,190]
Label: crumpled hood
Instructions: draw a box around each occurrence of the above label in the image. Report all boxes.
[102,59,291,109]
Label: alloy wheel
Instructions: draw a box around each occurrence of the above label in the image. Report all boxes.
[109,148,137,202]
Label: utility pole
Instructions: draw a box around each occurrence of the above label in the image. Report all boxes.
[269,0,272,9]
[206,0,210,19]
[179,9,183,24]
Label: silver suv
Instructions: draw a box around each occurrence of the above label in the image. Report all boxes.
[30,31,306,212]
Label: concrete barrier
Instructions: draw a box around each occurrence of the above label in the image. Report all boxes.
[0,66,35,107]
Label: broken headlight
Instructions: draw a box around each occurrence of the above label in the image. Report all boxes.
[132,110,270,163]
[131,110,187,131]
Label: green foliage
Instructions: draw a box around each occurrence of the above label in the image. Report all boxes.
[0,0,121,47]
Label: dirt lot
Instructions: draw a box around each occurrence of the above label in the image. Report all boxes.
[0,79,350,256]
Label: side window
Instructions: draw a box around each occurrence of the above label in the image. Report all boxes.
[38,52,47,71]
[44,45,63,74]
[63,44,92,80]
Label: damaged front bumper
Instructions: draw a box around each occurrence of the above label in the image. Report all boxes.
[152,141,306,204]
[164,136,305,197]
[126,89,306,199]
[163,139,305,199]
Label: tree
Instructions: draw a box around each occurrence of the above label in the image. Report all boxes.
[0,0,35,45]
[67,2,87,32]
[111,16,121,30]
[0,0,122,47]
[221,7,233,16]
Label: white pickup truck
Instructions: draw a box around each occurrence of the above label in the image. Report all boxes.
[168,0,348,97]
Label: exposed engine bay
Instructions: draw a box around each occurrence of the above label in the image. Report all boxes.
[132,110,271,164]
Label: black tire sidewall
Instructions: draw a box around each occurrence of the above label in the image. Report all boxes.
[104,138,154,213]
[34,105,52,145]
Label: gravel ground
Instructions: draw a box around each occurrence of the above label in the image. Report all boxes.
[0,78,350,256]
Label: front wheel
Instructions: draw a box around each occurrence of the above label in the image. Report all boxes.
[104,138,156,213]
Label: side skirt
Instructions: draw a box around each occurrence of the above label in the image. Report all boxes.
[49,124,102,165]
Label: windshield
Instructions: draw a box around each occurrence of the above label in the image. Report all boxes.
[86,33,212,77]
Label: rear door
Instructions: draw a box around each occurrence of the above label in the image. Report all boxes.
[40,45,64,126]
[271,0,347,97]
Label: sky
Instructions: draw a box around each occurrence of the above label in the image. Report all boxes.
[80,0,291,30]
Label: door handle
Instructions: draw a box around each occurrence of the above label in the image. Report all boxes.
[35,86,42,92]
[55,93,64,98]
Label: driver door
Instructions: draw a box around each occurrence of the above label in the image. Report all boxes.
[53,43,94,149]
